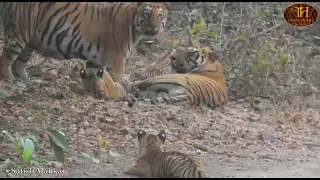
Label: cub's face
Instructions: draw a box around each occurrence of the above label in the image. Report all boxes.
[79,67,107,99]
[136,129,167,154]
[80,68,102,92]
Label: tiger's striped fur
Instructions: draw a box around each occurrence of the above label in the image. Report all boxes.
[0,2,168,82]
[124,129,208,178]
[80,67,130,100]
[127,47,228,109]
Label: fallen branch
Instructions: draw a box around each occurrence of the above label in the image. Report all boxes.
[248,23,283,40]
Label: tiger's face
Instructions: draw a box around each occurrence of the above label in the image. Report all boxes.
[137,130,166,155]
[135,2,168,37]
[170,47,212,74]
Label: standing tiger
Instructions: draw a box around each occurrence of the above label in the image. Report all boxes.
[0,2,168,82]
[124,129,208,178]
[79,67,130,100]
[127,46,228,109]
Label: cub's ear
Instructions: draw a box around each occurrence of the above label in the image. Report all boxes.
[80,69,87,79]
[96,68,104,78]
[158,130,166,143]
[137,130,147,140]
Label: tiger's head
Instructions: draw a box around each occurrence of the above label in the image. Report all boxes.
[169,47,223,74]
[79,67,113,99]
[136,129,166,156]
[134,2,168,37]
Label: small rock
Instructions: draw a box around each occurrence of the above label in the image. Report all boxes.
[69,124,78,133]
[0,117,10,130]
[248,113,260,122]
[83,121,90,127]
[290,113,304,123]
[252,98,272,111]
[44,69,59,82]
[193,143,209,152]
[33,79,48,87]
[259,131,276,142]
[16,81,27,89]
[0,89,10,99]
[50,161,62,168]
[120,127,129,135]
[79,127,85,135]
[109,150,121,157]
[24,86,36,93]
[166,116,176,121]
[10,93,25,101]
[39,132,50,141]
[274,139,281,146]
[239,130,252,140]
[177,134,187,141]
[86,128,100,136]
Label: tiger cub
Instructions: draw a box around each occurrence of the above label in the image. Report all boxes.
[79,67,130,100]
[124,130,208,178]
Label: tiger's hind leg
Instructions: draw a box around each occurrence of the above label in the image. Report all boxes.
[13,44,34,82]
[0,40,26,82]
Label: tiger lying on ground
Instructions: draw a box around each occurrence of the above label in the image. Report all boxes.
[0,2,168,83]
[127,46,228,109]
[124,129,208,178]
[79,67,130,100]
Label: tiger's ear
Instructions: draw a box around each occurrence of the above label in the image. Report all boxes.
[208,50,222,62]
[80,69,87,79]
[158,130,166,143]
[137,130,147,140]
[96,68,104,78]
[202,47,217,62]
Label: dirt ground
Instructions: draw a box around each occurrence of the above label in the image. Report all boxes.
[0,50,320,178]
